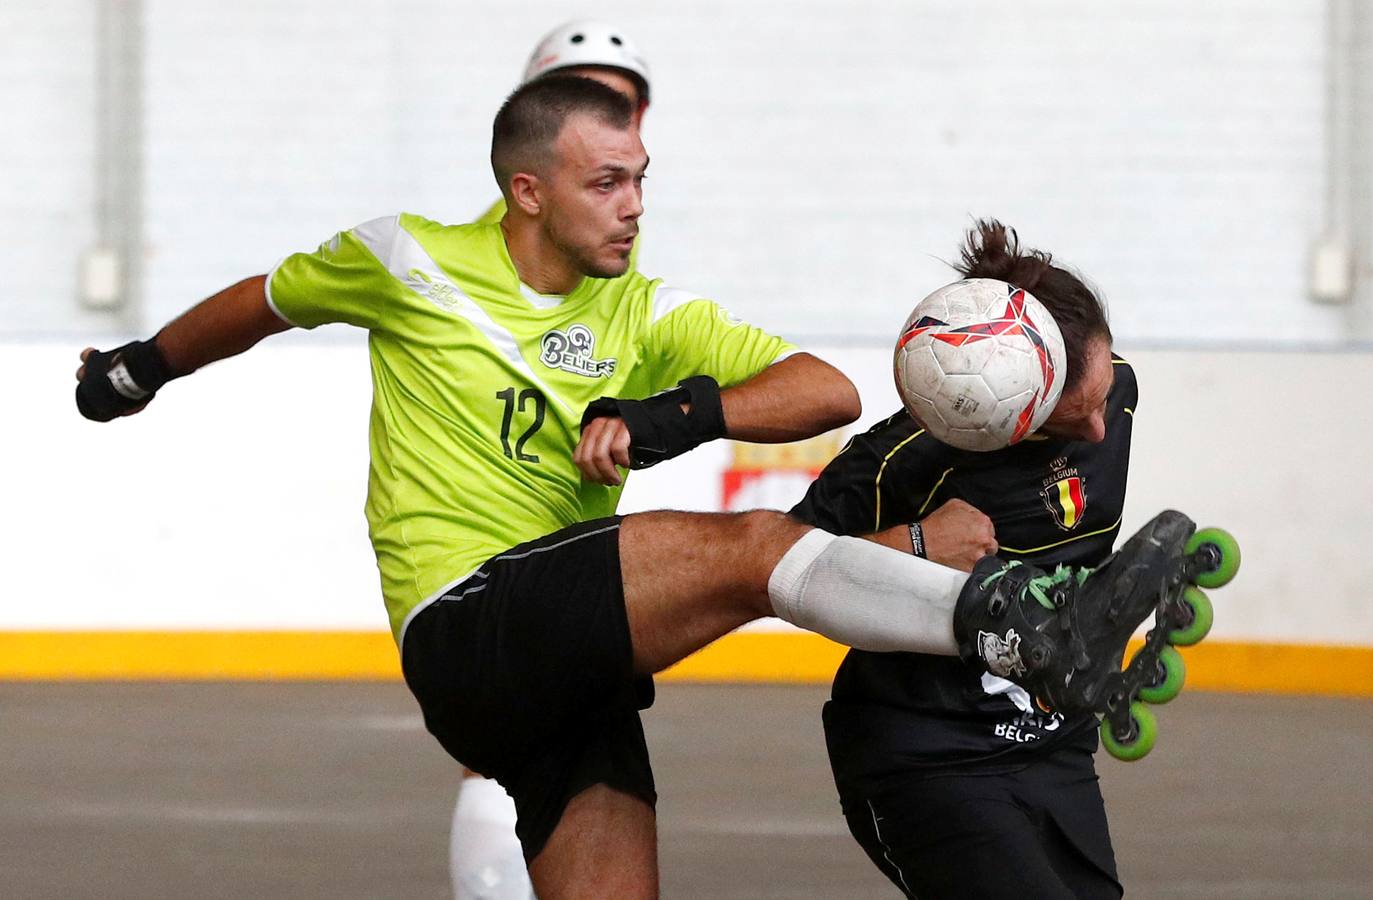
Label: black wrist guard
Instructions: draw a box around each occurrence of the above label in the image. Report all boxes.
[581,375,727,469]
[75,337,175,422]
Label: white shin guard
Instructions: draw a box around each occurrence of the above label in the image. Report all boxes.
[767,529,962,655]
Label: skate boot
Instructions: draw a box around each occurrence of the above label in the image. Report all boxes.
[954,509,1241,761]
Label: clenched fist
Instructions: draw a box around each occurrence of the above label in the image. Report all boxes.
[921,499,998,572]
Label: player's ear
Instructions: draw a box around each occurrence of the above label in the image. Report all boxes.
[509,172,542,217]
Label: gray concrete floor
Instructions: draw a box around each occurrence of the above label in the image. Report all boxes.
[1,682,1370,898]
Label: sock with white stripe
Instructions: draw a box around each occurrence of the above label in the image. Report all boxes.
[768,529,962,655]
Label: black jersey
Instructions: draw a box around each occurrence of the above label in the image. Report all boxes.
[792,358,1137,784]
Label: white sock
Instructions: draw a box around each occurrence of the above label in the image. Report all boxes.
[768,529,962,655]
[449,775,537,900]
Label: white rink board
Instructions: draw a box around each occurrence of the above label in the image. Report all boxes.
[7,340,1370,644]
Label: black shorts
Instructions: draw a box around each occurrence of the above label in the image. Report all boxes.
[837,744,1122,899]
[399,516,656,861]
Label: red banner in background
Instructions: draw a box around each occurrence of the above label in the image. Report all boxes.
[721,433,844,511]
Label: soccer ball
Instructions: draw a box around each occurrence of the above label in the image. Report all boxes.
[893,278,1066,451]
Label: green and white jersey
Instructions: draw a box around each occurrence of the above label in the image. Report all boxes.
[267,215,794,643]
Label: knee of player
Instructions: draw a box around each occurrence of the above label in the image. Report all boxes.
[729,508,790,542]
[731,510,810,571]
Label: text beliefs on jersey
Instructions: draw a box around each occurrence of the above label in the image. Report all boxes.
[540,324,617,378]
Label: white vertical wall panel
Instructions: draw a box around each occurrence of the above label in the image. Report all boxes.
[639,0,1334,343]
[0,1,1352,344]
[132,0,1341,344]
[0,2,105,333]
[140,0,529,323]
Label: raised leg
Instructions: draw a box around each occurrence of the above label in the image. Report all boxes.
[618,510,802,674]
[617,510,965,675]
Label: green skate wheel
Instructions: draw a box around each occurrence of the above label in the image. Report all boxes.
[1101,702,1157,762]
[1186,527,1240,588]
[1138,645,1185,704]
[1169,586,1214,646]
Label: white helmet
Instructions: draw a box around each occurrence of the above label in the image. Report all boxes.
[522,20,651,101]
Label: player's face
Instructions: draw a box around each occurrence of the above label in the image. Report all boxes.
[1038,337,1113,443]
[543,114,647,279]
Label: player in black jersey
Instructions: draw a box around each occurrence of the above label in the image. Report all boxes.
[793,221,1128,898]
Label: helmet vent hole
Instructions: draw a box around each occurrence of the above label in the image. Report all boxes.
[570,33,585,43]
[610,36,623,45]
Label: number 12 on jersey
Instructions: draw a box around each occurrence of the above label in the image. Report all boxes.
[496,387,545,463]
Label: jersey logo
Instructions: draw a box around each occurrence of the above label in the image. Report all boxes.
[407,267,467,313]
[539,325,617,378]
[1040,456,1087,531]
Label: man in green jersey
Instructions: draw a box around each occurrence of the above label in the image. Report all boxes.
[75,78,1072,898]
[453,21,652,900]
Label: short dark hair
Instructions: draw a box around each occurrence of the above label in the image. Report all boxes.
[550,65,649,106]
[491,75,634,201]
[953,219,1112,391]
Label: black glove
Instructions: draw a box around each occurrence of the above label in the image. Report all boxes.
[581,375,727,469]
[75,338,174,422]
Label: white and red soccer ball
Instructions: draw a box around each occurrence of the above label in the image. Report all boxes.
[893,278,1067,451]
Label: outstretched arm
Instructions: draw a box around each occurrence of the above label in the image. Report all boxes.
[575,353,860,485]
[719,352,860,442]
[150,275,290,374]
[75,275,291,420]
[576,287,862,485]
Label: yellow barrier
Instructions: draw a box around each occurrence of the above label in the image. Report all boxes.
[1,630,1371,697]
[0,631,400,681]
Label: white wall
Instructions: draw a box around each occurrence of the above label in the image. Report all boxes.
[4,0,1356,344]
[8,340,1370,645]
[0,1,106,333]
